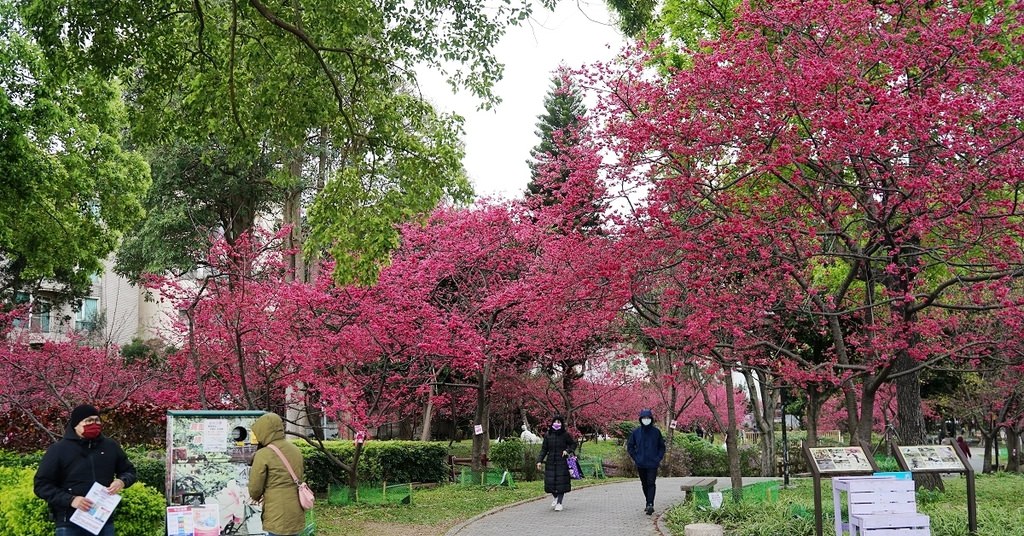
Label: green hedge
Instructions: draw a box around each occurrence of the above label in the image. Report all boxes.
[0,467,164,536]
[299,440,448,491]
[126,447,165,492]
[673,433,760,477]
[0,449,42,468]
[489,438,525,473]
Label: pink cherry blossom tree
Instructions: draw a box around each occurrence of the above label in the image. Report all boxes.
[578,0,1024,490]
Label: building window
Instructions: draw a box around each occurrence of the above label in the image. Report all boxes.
[12,292,29,328]
[12,293,50,332]
[30,299,51,333]
[76,298,100,332]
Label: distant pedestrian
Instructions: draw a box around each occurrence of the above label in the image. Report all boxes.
[627,409,666,516]
[536,414,577,511]
[956,436,972,458]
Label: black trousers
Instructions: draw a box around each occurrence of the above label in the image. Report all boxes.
[638,467,658,505]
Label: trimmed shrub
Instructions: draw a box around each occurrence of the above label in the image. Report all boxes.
[608,421,636,444]
[126,447,166,492]
[489,438,525,473]
[0,467,51,536]
[114,482,167,536]
[299,440,448,491]
[613,430,760,477]
[673,433,760,477]
[0,467,164,536]
[0,449,42,468]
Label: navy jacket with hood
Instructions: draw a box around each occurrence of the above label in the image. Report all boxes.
[33,417,137,526]
[627,409,666,469]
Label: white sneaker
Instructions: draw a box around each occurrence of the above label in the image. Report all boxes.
[555,503,563,511]
[551,499,558,509]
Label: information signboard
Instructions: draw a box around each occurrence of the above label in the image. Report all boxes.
[166,410,265,536]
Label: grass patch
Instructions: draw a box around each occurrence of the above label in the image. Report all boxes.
[663,473,1024,536]
[314,481,546,535]
[311,439,625,534]
[577,438,622,461]
[313,476,629,535]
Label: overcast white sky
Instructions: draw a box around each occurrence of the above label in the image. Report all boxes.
[418,1,626,201]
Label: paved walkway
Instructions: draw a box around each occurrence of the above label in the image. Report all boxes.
[445,477,777,536]
[446,447,985,535]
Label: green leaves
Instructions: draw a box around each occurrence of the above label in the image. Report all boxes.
[18,0,540,284]
[307,94,472,285]
[1,2,149,299]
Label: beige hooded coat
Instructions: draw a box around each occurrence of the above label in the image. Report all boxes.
[249,413,307,535]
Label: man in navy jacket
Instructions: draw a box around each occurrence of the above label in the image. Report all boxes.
[627,408,666,515]
[34,404,136,536]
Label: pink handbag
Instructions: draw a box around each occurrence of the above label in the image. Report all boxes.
[266,444,315,510]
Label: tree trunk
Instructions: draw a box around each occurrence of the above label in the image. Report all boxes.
[420,387,435,442]
[1007,427,1021,472]
[855,379,883,446]
[895,350,943,491]
[348,441,364,502]
[724,368,742,502]
[843,382,860,444]
[472,363,491,471]
[283,155,310,436]
[982,432,995,473]
[805,389,821,448]
[743,369,776,476]
[186,308,208,409]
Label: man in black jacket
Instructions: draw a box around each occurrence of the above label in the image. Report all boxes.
[627,408,666,515]
[34,404,137,536]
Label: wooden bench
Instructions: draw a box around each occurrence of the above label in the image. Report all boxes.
[835,477,930,536]
[447,454,488,482]
[680,477,718,502]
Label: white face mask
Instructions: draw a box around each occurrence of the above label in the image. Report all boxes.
[641,418,653,426]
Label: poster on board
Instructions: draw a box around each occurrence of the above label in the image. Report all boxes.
[899,445,965,471]
[166,506,195,536]
[166,411,263,535]
[808,447,873,473]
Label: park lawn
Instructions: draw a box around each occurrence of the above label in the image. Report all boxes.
[663,472,1024,536]
[313,477,629,535]
[576,438,623,460]
[313,481,546,535]
[312,439,627,535]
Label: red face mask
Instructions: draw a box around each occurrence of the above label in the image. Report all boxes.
[82,423,102,440]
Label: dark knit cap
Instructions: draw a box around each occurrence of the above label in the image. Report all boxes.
[69,404,100,428]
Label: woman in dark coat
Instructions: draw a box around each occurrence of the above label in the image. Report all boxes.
[535,415,577,511]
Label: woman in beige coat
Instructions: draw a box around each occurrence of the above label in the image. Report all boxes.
[249,412,306,536]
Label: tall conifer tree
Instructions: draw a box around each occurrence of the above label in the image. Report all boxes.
[525,72,601,233]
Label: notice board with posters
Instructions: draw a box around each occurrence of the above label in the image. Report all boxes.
[166,410,266,536]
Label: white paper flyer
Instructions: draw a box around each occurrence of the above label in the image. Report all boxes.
[70,482,122,535]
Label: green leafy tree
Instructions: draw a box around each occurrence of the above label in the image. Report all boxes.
[115,143,280,280]
[0,1,149,302]
[18,0,549,283]
[607,0,742,75]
